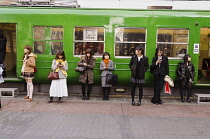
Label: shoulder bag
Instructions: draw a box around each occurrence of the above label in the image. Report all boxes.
[75,66,85,73]
[47,70,59,80]
[106,73,118,84]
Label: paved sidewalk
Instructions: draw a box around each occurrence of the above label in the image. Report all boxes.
[0,95,210,139]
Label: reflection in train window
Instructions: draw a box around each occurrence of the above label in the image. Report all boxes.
[115,27,146,57]
[33,26,63,55]
[74,27,104,56]
[157,28,188,58]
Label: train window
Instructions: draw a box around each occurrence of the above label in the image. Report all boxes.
[114,27,146,57]
[33,26,63,55]
[157,28,188,58]
[74,27,104,56]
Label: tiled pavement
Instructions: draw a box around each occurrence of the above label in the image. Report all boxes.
[0,94,210,139]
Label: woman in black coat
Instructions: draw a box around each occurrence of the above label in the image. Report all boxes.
[129,46,149,106]
[177,54,195,102]
[150,48,169,105]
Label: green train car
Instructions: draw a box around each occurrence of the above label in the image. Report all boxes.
[1,7,210,87]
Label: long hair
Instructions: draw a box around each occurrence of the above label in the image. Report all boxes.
[85,48,93,59]
[22,45,33,59]
[183,54,191,65]
[155,47,162,57]
[55,50,66,61]
[102,52,111,60]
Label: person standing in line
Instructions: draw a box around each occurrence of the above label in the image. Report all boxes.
[78,48,96,100]
[100,52,114,101]
[48,50,68,103]
[21,45,37,102]
[177,54,195,102]
[129,46,149,106]
[150,48,169,105]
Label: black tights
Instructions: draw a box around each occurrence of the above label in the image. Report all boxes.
[81,83,92,96]
[180,81,192,100]
[131,82,143,102]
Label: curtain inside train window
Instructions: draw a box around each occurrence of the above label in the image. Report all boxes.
[33,26,63,55]
[74,27,104,56]
[157,28,189,58]
[114,27,146,57]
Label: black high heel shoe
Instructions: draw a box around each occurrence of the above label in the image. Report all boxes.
[136,101,141,106]
[132,101,135,106]
[181,99,185,102]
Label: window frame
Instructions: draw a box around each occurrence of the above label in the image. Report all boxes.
[156,28,189,59]
[73,26,105,57]
[33,25,64,55]
[114,27,147,59]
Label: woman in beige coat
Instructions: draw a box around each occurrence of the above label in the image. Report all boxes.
[78,49,96,100]
[21,45,37,102]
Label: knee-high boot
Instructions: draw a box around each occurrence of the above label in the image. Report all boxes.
[106,87,111,101]
[102,87,106,101]
[87,84,92,100]
[81,84,86,100]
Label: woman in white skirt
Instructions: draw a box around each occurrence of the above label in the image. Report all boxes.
[49,50,68,103]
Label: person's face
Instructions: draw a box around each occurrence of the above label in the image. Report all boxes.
[24,48,29,54]
[188,56,191,62]
[157,50,162,56]
[135,50,142,55]
[104,54,109,60]
[58,55,63,59]
[86,53,90,57]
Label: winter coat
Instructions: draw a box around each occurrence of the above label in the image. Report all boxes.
[22,53,37,73]
[150,55,169,76]
[100,60,114,87]
[78,56,96,84]
[129,55,149,80]
[177,61,195,81]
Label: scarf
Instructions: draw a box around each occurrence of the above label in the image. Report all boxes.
[103,59,110,66]
[55,59,68,76]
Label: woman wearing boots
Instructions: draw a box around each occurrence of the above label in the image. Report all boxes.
[177,54,195,102]
[78,48,96,100]
[100,52,114,101]
[49,50,68,103]
[129,46,149,106]
[150,48,169,105]
[21,45,37,102]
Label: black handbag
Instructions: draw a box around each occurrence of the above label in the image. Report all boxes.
[75,66,85,73]
[106,74,118,84]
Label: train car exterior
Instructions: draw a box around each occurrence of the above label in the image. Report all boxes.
[0,7,210,87]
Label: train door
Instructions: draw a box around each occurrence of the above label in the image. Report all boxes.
[0,23,17,79]
[198,27,210,84]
